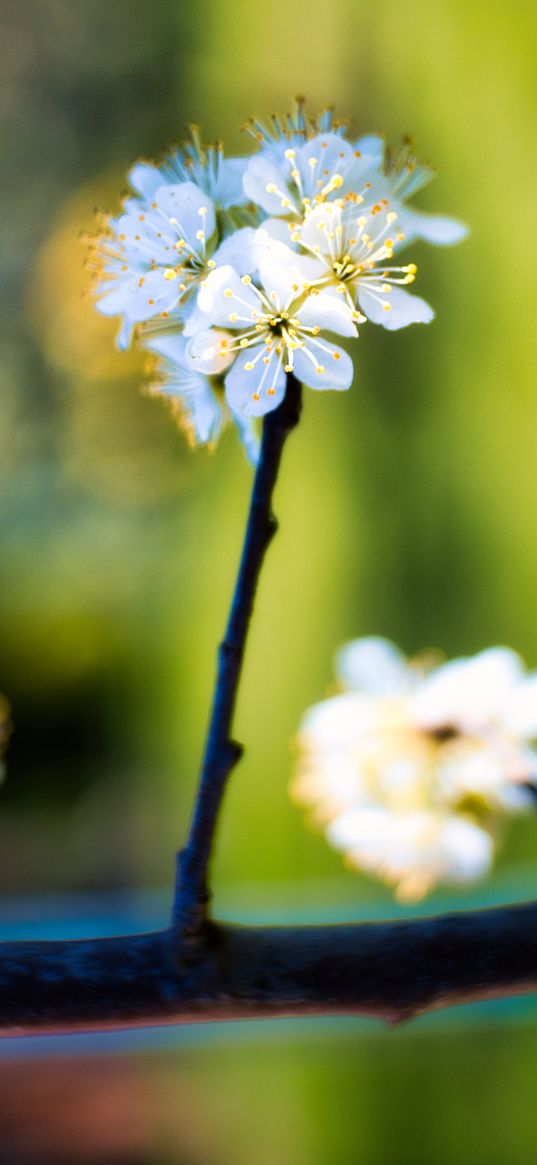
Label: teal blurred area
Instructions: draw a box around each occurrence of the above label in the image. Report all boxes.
[1,0,537,1161]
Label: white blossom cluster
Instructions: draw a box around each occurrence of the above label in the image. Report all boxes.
[90,103,466,461]
[292,638,537,902]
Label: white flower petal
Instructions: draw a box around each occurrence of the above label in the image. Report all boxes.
[300,691,374,748]
[214,157,249,208]
[186,328,235,375]
[436,816,493,883]
[358,284,434,330]
[504,675,537,739]
[395,206,469,247]
[336,637,411,696]
[257,217,297,247]
[116,317,135,351]
[154,182,216,249]
[145,334,224,445]
[255,234,318,307]
[197,265,259,325]
[297,132,355,199]
[413,647,524,733]
[342,135,385,190]
[145,333,188,364]
[225,347,286,417]
[128,162,162,199]
[296,291,357,338]
[97,268,180,323]
[182,302,210,337]
[243,155,297,217]
[328,807,493,892]
[353,134,385,166]
[299,201,341,260]
[291,342,353,391]
[231,411,261,466]
[212,227,258,277]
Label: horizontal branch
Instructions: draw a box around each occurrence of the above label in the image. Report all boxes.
[2,898,537,1035]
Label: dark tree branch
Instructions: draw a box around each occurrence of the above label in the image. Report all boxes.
[2,900,537,1035]
[174,375,302,934]
[4,372,537,1037]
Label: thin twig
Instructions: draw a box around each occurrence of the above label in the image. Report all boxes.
[174,375,302,934]
[3,899,537,1035]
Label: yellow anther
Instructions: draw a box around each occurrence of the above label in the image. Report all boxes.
[284,148,296,160]
[406,263,417,274]
[163,268,177,280]
[224,289,233,298]
[387,212,398,223]
[267,387,276,396]
[333,352,341,360]
[252,392,261,401]
[266,183,278,193]
[316,365,326,374]
[138,214,145,222]
[244,362,254,371]
[354,149,362,158]
[207,259,216,269]
[284,364,293,373]
[241,275,252,285]
[196,230,205,241]
[169,217,178,225]
[228,312,239,322]
[308,157,318,168]
[382,303,392,311]
[198,206,208,216]
[239,338,249,347]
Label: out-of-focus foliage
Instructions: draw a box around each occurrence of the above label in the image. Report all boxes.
[1,0,537,1161]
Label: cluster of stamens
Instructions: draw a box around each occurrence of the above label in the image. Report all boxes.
[293,197,418,315]
[264,141,366,215]
[218,275,342,402]
[91,201,216,324]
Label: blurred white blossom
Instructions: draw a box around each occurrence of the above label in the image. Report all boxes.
[291,638,537,902]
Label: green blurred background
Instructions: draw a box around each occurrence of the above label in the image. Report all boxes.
[1,0,537,1161]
